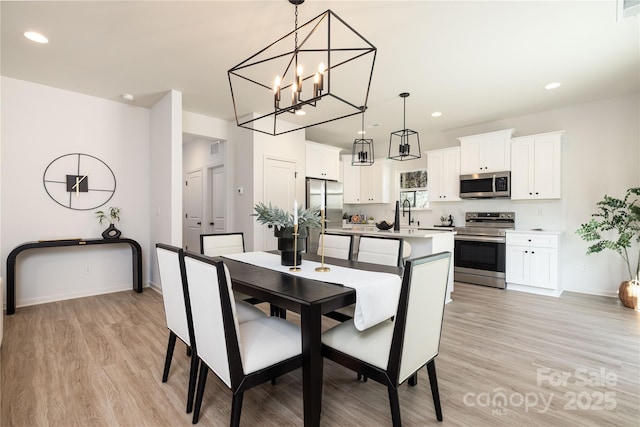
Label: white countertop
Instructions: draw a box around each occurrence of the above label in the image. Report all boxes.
[326,226,455,239]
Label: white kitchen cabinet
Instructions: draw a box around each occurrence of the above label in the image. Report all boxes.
[305,141,341,181]
[426,147,461,202]
[511,131,563,200]
[458,129,515,174]
[342,155,390,204]
[342,155,361,203]
[506,231,561,296]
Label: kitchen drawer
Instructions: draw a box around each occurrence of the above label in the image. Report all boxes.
[506,233,558,248]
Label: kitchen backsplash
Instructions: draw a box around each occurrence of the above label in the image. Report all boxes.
[344,198,564,230]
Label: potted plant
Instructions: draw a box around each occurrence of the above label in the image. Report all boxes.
[343,212,349,226]
[576,187,640,309]
[253,202,321,266]
[96,206,122,239]
[367,216,375,224]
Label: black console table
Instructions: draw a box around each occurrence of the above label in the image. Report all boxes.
[6,238,143,315]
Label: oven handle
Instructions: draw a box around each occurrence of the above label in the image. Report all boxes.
[455,234,506,243]
[492,174,496,195]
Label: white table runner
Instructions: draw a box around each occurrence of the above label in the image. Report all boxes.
[222,251,401,331]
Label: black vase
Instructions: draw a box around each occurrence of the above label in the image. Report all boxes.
[274,227,308,266]
[102,224,121,239]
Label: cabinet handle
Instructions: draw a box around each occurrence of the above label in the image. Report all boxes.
[525,250,528,253]
[531,251,535,254]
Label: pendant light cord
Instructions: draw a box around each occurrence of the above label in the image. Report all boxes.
[403,96,407,131]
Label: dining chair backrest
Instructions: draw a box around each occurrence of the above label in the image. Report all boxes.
[357,235,404,267]
[318,233,353,260]
[183,252,241,388]
[156,244,192,347]
[200,232,245,257]
[391,252,451,383]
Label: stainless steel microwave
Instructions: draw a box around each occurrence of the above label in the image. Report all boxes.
[459,171,511,199]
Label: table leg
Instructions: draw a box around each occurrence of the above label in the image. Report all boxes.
[6,260,16,315]
[300,304,322,427]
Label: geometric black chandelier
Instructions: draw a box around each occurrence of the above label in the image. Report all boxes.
[351,107,374,166]
[388,92,421,161]
[228,0,377,136]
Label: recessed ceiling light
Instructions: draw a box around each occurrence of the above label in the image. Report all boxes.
[544,82,561,90]
[431,111,442,117]
[23,31,48,44]
[121,93,135,101]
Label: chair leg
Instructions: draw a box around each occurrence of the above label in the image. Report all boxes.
[162,332,177,382]
[186,346,192,357]
[270,304,287,319]
[230,391,244,427]
[186,351,200,413]
[192,363,208,424]
[426,360,443,421]
[409,372,418,387]
[388,386,402,427]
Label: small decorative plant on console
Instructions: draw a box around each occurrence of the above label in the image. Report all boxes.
[577,187,640,309]
[253,202,320,266]
[96,206,122,239]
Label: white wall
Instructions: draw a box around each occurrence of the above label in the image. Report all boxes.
[1,77,151,307]
[346,93,640,296]
[148,90,183,289]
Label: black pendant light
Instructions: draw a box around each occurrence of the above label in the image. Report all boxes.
[228,0,377,136]
[388,92,421,161]
[351,107,374,166]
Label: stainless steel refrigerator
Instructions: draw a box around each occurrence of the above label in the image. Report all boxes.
[306,178,343,254]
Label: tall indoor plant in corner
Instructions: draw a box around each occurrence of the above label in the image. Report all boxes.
[577,187,640,309]
[254,202,321,266]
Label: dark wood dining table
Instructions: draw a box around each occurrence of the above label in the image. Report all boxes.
[220,252,402,427]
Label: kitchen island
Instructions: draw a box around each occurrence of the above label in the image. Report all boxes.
[324,226,456,302]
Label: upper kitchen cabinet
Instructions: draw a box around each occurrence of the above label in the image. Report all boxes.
[342,155,390,204]
[511,131,563,200]
[426,147,461,202]
[458,129,515,174]
[305,141,341,181]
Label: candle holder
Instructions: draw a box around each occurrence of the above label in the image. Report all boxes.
[289,224,301,272]
[315,209,330,272]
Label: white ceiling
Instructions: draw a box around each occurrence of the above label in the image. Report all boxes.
[2,1,638,151]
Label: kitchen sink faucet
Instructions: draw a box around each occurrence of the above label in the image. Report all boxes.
[402,199,415,226]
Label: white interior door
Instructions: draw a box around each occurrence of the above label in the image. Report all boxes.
[264,157,297,251]
[210,165,226,233]
[184,169,203,252]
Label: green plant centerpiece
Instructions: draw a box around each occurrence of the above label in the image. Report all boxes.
[576,187,640,309]
[253,202,321,266]
[96,206,122,239]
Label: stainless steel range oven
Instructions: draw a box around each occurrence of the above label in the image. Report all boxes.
[454,212,515,289]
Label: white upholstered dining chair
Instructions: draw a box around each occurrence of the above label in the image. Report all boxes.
[155,244,266,414]
[200,232,258,303]
[200,232,245,257]
[322,252,451,426]
[357,235,404,267]
[183,252,303,425]
[317,233,354,260]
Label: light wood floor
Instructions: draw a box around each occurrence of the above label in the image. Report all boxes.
[2,283,639,426]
